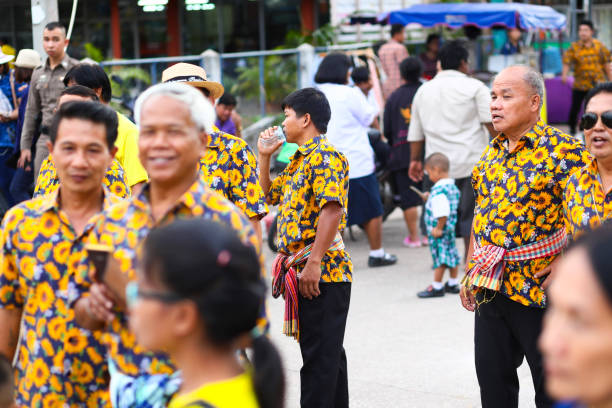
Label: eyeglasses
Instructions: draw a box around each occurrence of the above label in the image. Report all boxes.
[125,281,183,308]
[580,111,612,130]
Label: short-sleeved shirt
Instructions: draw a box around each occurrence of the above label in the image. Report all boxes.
[200,130,268,219]
[424,178,460,236]
[116,112,148,187]
[93,178,264,376]
[34,154,131,199]
[168,371,258,408]
[563,39,611,91]
[407,70,492,179]
[268,135,352,283]
[470,120,590,308]
[0,189,123,406]
[214,117,237,136]
[318,83,378,179]
[378,40,409,99]
[563,158,611,239]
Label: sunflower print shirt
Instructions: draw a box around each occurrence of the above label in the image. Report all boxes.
[268,135,353,283]
[470,120,589,308]
[200,131,268,219]
[0,189,124,407]
[34,154,131,199]
[562,39,611,91]
[92,178,265,376]
[563,158,612,239]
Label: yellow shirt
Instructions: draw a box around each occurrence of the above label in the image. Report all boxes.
[168,372,259,408]
[115,112,148,187]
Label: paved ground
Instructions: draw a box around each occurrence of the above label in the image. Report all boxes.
[263,209,537,407]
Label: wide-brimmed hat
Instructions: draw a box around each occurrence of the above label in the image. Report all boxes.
[14,49,41,69]
[0,50,14,66]
[162,62,224,99]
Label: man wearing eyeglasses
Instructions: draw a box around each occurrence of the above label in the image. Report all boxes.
[564,82,612,239]
[460,66,590,408]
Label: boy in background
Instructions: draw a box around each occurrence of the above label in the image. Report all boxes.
[418,153,461,298]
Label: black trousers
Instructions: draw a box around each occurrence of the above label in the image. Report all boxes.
[568,89,588,134]
[475,292,553,408]
[298,282,351,408]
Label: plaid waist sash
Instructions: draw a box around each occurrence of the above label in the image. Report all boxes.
[462,229,567,292]
[271,233,344,342]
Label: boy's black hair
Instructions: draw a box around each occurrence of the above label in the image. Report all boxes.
[579,20,594,31]
[49,101,118,148]
[61,85,100,101]
[350,66,370,85]
[391,23,405,37]
[439,40,469,71]
[281,87,331,134]
[63,64,112,103]
[44,21,66,35]
[584,82,612,110]
[426,33,440,45]
[425,152,450,172]
[314,52,351,85]
[400,57,423,83]
[218,93,237,106]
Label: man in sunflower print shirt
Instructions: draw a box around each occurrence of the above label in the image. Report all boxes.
[73,83,264,385]
[34,85,131,199]
[0,101,124,406]
[460,66,590,408]
[259,88,352,408]
[564,83,612,239]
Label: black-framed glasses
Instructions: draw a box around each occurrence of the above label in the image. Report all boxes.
[125,281,184,308]
[580,111,612,130]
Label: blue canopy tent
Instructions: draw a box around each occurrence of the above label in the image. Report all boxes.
[379,3,566,31]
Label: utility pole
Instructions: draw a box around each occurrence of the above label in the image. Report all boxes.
[31,0,60,58]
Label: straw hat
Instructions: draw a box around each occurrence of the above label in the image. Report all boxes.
[0,50,14,66]
[162,62,224,99]
[14,49,41,69]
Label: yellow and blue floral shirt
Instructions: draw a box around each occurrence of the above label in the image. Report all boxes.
[563,158,612,239]
[93,178,265,376]
[471,120,589,307]
[200,131,268,220]
[34,154,131,199]
[268,135,352,283]
[0,188,123,407]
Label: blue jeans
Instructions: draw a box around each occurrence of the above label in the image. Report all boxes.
[9,166,33,204]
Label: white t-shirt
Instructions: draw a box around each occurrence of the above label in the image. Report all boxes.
[407,70,492,179]
[429,179,454,219]
[318,83,379,179]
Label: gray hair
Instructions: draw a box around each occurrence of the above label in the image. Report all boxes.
[134,82,215,134]
[495,65,544,110]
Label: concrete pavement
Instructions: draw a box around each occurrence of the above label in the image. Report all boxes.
[264,209,537,407]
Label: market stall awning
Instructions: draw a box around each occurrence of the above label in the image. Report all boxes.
[379,3,566,31]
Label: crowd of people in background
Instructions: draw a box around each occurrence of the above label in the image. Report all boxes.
[0,15,610,408]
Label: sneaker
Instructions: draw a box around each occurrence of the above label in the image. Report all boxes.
[368,253,398,267]
[444,282,461,294]
[402,237,422,248]
[417,285,445,298]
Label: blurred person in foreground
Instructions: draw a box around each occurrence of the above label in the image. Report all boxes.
[460,66,590,408]
[19,22,79,180]
[117,219,284,408]
[316,53,397,267]
[8,49,41,203]
[34,85,130,198]
[562,20,611,136]
[408,40,495,260]
[379,23,409,99]
[162,63,268,243]
[0,101,122,406]
[384,57,425,247]
[73,83,265,402]
[539,226,612,408]
[563,82,612,240]
[419,33,440,80]
[258,87,352,408]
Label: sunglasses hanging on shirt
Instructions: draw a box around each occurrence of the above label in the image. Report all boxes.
[580,111,612,130]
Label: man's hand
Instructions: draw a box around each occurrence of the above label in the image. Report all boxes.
[298,260,322,300]
[460,286,476,312]
[257,127,283,157]
[409,160,423,182]
[17,149,31,169]
[431,227,443,238]
[534,256,561,290]
[87,283,116,324]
